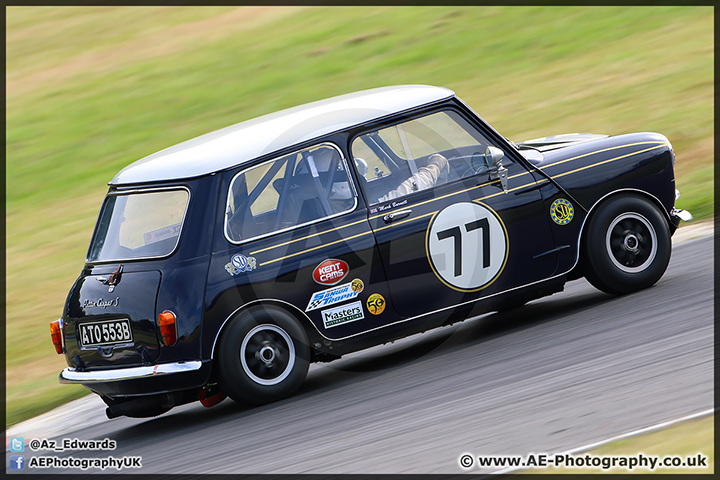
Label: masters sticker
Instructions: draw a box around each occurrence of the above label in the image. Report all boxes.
[366,293,386,315]
[550,198,574,225]
[321,301,364,328]
[306,278,364,312]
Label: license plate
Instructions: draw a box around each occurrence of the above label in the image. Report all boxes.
[79,319,133,347]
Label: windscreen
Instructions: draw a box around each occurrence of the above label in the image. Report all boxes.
[87,189,189,262]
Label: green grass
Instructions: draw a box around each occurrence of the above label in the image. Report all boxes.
[6,6,713,427]
[527,414,713,474]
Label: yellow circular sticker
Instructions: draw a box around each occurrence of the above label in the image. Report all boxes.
[366,293,386,315]
[351,278,364,292]
[550,198,574,225]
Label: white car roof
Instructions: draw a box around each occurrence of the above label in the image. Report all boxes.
[110,85,455,185]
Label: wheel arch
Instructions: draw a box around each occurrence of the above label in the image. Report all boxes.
[572,188,671,278]
[210,299,319,361]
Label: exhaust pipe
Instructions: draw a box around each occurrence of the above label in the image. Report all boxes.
[104,390,197,419]
[106,395,173,419]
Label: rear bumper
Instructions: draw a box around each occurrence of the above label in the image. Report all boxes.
[59,360,212,397]
[60,360,202,383]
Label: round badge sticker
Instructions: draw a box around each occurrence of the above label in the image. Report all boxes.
[232,254,249,269]
[550,198,574,225]
[426,202,508,292]
[351,278,364,293]
[366,293,386,315]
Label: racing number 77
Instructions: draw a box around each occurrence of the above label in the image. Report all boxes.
[437,218,490,277]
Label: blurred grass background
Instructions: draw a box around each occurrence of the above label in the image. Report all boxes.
[528,414,713,474]
[5,6,713,426]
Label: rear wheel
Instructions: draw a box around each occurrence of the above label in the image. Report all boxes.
[582,194,671,295]
[217,305,310,406]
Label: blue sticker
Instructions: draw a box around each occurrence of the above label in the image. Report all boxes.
[225,254,257,276]
[306,278,364,312]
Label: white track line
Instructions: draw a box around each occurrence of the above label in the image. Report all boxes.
[492,408,715,474]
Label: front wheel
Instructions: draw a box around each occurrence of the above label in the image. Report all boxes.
[216,305,310,406]
[581,194,671,295]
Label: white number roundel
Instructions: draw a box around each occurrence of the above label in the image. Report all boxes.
[426,202,508,291]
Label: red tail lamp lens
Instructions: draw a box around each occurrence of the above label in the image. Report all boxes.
[158,311,177,346]
[50,320,63,354]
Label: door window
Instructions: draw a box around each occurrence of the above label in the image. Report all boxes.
[351,110,510,205]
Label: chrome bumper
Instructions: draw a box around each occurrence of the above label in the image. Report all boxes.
[671,207,693,223]
[671,189,693,224]
[59,361,203,384]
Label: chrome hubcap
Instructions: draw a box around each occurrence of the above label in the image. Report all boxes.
[258,344,277,366]
[240,324,295,386]
[605,213,657,274]
[623,233,639,253]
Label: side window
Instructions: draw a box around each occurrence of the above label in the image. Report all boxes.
[225,143,356,243]
[351,111,510,205]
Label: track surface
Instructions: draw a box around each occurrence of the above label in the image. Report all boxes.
[10,235,713,474]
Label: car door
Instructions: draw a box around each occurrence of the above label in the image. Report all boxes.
[351,109,559,318]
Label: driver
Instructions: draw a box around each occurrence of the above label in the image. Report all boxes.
[377,153,448,202]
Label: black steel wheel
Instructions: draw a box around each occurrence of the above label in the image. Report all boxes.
[581,194,671,295]
[217,305,310,406]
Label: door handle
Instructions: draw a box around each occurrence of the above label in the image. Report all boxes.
[383,209,412,223]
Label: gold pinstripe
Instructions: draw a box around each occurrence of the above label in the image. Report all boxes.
[536,141,666,171]
[547,144,666,179]
[258,230,372,266]
[251,142,668,265]
[250,218,368,256]
[367,171,531,221]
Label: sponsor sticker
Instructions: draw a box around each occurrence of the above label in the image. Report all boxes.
[143,223,181,245]
[366,293,386,315]
[351,278,364,292]
[550,198,574,225]
[306,278,364,312]
[225,254,257,276]
[313,259,349,286]
[321,301,364,328]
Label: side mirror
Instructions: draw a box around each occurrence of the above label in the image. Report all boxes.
[486,146,508,194]
[486,146,504,167]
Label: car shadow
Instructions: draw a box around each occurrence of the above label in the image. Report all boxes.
[106,286,615,441]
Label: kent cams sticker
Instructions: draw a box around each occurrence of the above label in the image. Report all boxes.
[550,198,574,225]
[313,259,349,286]
[306,278,364,312]
[426,202,508,292]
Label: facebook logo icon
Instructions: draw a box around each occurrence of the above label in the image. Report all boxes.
[9,455,25,470]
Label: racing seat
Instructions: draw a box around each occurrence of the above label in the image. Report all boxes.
[273,174,326,227]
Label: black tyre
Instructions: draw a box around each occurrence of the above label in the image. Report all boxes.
[582,194,671,295]
[217,305,310,406]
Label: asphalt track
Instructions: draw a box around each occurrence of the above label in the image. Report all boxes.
[10,234,713,474]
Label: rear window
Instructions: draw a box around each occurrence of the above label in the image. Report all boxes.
[87,189,190,262]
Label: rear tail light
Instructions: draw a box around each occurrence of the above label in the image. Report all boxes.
[50,319,63,354]
[158,311,177,346]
